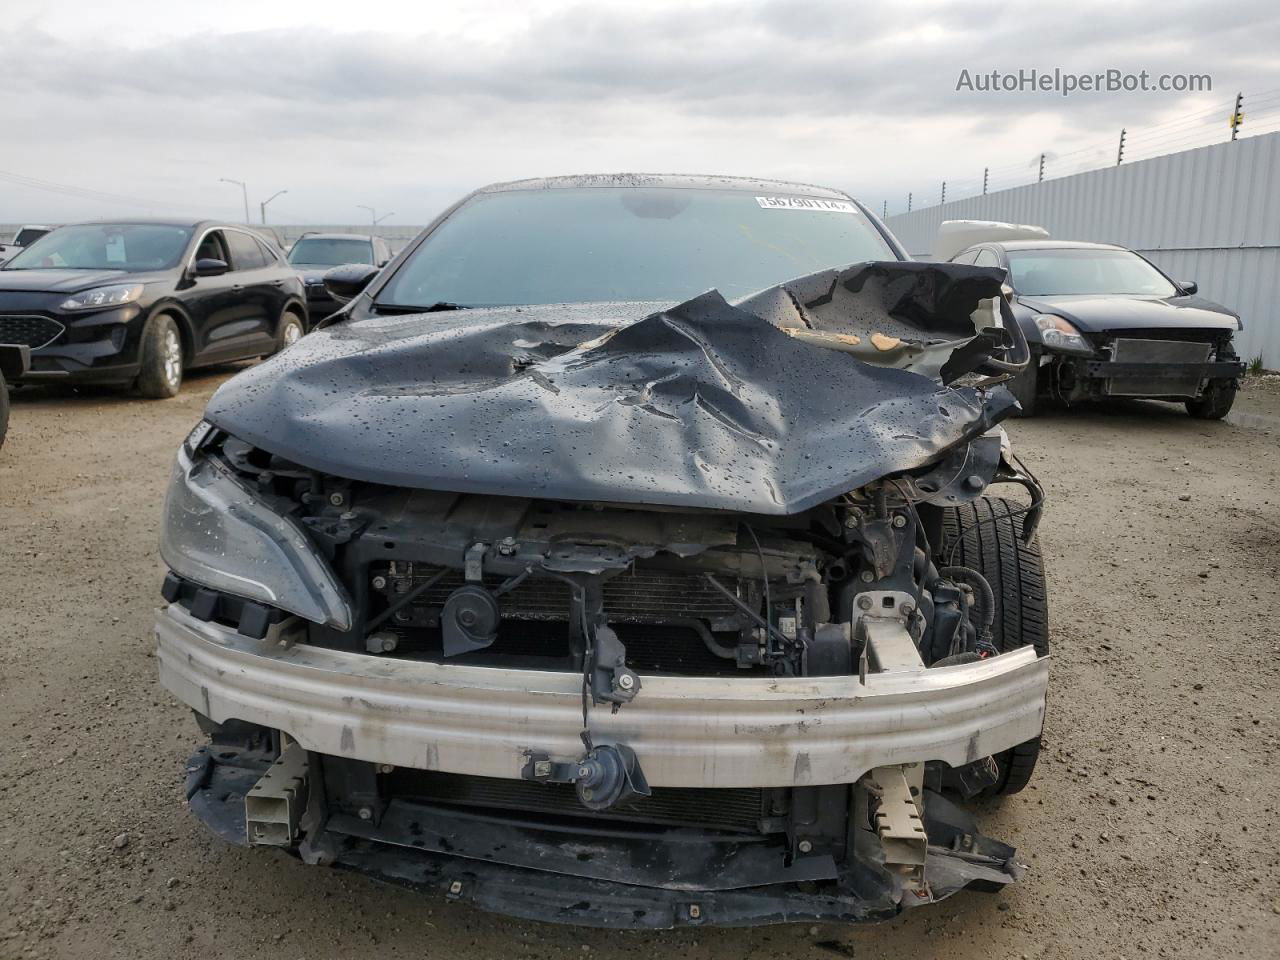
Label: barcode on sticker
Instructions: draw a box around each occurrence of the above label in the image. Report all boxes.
[755,196,860,213]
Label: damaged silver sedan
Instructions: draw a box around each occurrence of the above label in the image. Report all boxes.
[155,174,1050,928]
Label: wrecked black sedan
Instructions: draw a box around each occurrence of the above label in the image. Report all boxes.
[948,237,1244,418]
[156,175,1050,928]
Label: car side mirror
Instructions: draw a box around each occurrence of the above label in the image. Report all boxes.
[324,263,380,303]
[1179,280,1198,295]
[192,258,229,277]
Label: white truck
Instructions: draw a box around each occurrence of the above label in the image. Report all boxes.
[0,225,53,264]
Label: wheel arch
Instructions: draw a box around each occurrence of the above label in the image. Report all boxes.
[281,296,309,330]
[145,300,197,364]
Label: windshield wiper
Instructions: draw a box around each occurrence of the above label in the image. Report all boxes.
[372,302,469,315]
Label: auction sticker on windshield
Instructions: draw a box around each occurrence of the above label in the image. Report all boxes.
[755,196,860,213]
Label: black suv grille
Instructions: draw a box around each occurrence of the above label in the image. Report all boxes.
[0,315,63,348]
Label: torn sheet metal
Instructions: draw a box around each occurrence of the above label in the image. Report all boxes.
[204,261,1017,515]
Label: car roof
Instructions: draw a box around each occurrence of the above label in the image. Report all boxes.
[987,240,1129,252]
[61,218,236,230]
[479,172,854,201]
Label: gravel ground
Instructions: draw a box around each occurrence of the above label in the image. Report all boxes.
[2,370,1278,960]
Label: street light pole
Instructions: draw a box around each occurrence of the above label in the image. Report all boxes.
[373,211,394,226]
[219,178,249,223]
[357,204,377,226]
[260,189,288,225]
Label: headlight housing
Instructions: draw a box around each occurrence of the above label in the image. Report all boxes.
[1033,314,1093,356]
[160,444,353,630]
[59,283,145,312]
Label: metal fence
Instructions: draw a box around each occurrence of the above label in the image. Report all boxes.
[884,131,1280,367]
[883,88,1280,218]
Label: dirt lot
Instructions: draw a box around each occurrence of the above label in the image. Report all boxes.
[2,370,1278,960]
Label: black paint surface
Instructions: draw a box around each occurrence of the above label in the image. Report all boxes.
[205,262,1015,515]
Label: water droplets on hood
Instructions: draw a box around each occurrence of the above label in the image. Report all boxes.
[204,262,1016,515]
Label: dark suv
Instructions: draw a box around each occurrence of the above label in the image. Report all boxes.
[287,233,391,321]
[0,220,307,397]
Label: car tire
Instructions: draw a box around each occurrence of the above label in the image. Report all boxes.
[272,308,306,355]
[136,314,184,399]
[0,372,9,450]
[940,496,1050,796]
[1185,380,1236,420]
[1004,356,1039,417]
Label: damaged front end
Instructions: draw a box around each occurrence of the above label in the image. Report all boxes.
[156,260,1049,928]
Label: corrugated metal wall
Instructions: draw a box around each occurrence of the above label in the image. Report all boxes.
[884,132,1280,366]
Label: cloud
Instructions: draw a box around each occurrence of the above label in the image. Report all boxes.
[1,0,1277,222]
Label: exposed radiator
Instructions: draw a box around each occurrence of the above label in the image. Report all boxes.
[1106,337,1211,397]
[386,564,742,624]
[388,769,769,834]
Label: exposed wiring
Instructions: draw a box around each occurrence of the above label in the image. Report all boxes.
[577,589,593,746]
[493,567,533,596]
[741,522,772,652]
[889,478,933,558]
[364,567,450,634]
[939,565,997,656]
[702,573,790,650]
[540,571,595,748]
[945,454,1044,567]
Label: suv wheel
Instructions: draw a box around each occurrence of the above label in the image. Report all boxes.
[273,310,305,355]
[137,315,184,399]
[940,496,1050,795]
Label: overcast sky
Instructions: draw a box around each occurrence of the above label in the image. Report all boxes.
[3,0,1278,225]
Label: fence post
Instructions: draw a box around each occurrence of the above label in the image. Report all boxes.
[1231,92,1244,141]
[1116,128,1126,165]
[907,192,912,213]
[982,168,988,195]
[941,181,946,205]
[1038,153,1045,182]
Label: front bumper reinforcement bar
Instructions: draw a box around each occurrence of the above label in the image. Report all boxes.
[157,603,1049,789]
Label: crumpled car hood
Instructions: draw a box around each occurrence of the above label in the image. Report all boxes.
[204,261,1016,515]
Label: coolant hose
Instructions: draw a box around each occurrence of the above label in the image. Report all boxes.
[938,565,996,637]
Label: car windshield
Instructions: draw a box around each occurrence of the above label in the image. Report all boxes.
[1007,248,1178,297]
[2,223,192,271]
[376,186,897,307]
[289,238,376,267]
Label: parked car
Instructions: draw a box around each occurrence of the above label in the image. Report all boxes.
[0,343,30,450]
[0,220,307,397]
[287,232,391,321]
[948,237,1243,418]
[0,224,54,264]
[156,175,1050,928]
